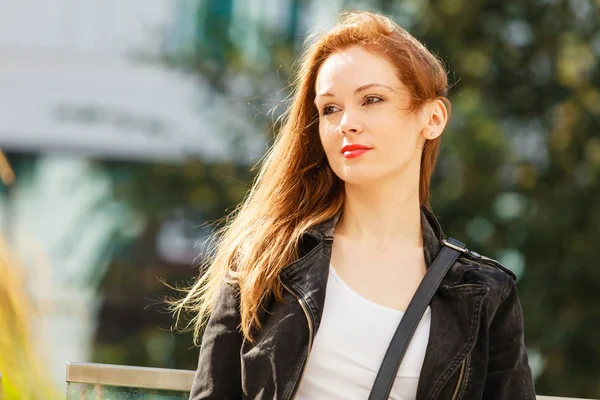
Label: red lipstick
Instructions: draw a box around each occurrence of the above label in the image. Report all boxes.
[341,144,372,159]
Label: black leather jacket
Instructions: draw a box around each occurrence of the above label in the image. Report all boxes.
[190,208,536,399]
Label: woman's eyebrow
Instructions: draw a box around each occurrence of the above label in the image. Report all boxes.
[315,83,396,100]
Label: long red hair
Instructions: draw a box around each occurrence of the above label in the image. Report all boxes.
[173,10,450,343]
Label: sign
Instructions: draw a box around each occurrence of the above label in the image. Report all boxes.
[0,51,265,163]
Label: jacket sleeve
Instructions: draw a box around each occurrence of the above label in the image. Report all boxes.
[483,277,536,399]
[189,281,243,400]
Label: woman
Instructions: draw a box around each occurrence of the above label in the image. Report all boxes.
[175,10,536,400]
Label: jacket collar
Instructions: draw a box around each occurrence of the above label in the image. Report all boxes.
[281,206,450,330]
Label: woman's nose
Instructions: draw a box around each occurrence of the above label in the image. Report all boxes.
[338,111,364,135]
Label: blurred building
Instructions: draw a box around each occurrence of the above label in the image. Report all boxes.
[0,0,266,163]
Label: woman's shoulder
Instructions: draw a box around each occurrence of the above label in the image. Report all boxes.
[451,247,518,300]
[460,250,517,281]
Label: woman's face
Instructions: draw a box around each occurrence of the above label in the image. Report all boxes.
[314,45,442,187]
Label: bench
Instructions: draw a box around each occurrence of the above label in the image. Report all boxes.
[65,362,595,399]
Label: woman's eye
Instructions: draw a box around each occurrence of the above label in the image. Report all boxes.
[364,96,383,105]
[322,105,339,115]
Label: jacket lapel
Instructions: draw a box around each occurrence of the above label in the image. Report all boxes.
[417,208,489,399]
[416,283,488,400]
[279,239,333,333]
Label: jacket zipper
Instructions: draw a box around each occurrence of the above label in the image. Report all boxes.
[281,281,314,400]
[450,358,467,400]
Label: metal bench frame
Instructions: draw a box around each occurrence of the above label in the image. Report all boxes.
[65,362,595,399]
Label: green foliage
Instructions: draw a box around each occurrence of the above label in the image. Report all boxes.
[408,0,599,396]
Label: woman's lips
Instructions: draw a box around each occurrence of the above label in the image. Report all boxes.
[342,148,371,159]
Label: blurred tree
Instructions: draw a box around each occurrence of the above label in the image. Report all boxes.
[93,160,254,370]
[385,0,600,396]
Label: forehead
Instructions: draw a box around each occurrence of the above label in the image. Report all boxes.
[315,46,401,93]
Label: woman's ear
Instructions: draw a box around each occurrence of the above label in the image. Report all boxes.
[420,99,448,140]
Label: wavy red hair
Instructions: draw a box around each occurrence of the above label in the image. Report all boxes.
[173,10,450,343]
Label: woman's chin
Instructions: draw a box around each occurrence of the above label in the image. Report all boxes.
[335,171,382,187]
[334,166,408,188]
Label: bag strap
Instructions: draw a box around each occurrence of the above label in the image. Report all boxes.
[367,238,468,400]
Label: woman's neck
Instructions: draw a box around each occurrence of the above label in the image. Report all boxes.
[334,178,423,250]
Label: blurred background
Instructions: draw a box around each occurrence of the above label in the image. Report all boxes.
[0,0,599,398]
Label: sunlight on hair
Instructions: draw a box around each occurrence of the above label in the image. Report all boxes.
[172,10,450,344]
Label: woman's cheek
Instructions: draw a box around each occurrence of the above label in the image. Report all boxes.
[321,127,338,152]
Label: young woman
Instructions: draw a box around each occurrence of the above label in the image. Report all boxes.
[176,10,536,400]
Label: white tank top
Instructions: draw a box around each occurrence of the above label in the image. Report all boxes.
[295,265,431,400]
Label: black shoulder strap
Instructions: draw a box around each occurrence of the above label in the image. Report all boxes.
[368,238,467,400]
